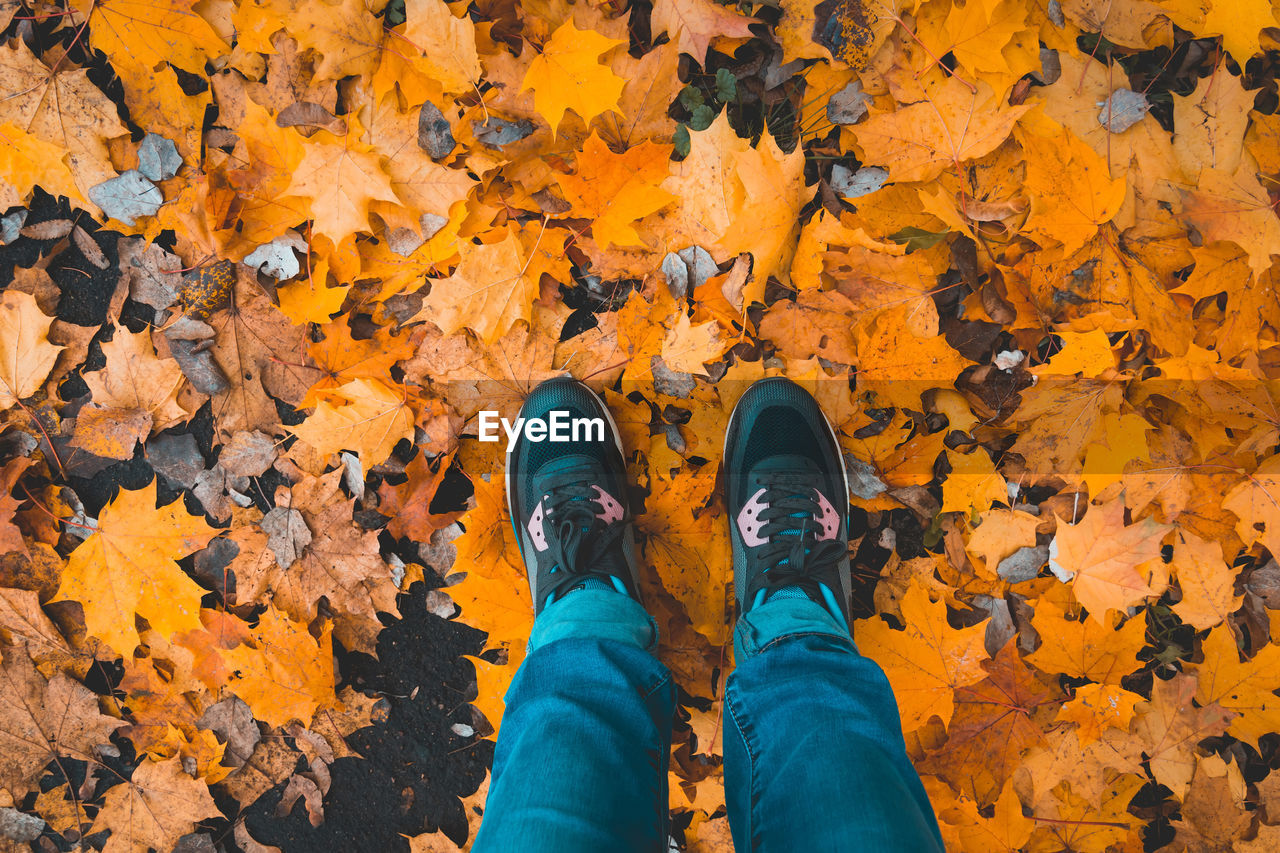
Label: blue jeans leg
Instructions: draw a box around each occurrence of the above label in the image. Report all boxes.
[723,597,944,852]
[473,591,675,853]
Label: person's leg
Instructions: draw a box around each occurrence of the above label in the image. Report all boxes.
[721,597,944,852]
[478,378,676,852]
[473,589,675,853]
[720,379,942,851]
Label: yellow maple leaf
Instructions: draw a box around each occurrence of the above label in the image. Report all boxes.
[1170,529,1239,630]
[76,0,227,74]
[920,0,1030,77]
[0,42,128,202]
[91,757,220,853]
[0,290,63,410]
[1223,454,1280,563]
[364,98,477,231]
[852,77,1032,183]
[0,124,85,209]
[854,307,974,411]
[1052,499,1171,621]
[234,0,382,81]
[854,578,989,731]
[83,325,187,426]
[1080,412,1151,497]
[1172,66,1257,176]
[53,480,218,654]
[416,227,538,345]
[290,377,416,466]
[402,0,482,93]
[282,126,402,244]
[661,314,727,375]
[1018,123,1127,257]
[966,509,1039,576]
[657,112,812,304]
[1026,598,1146,684]
[521,21,626,136]
[223,606,335,728]
[1033,328,1117,377]
[1054,683,1143,746]
[555,131,676,249]
[941,449,1009,515]
[1189,625,1280,747]
[1156,0,1280,62]
[649,0,756,62]
[640,465,731,646]
[71,325,188,460]
[1180,158,1280,275]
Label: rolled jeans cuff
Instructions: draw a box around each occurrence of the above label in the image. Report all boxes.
[734,596,854,661]
[527,589,660,654]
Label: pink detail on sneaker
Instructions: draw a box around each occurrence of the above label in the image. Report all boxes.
[737,488,770,546]
[592,486,625,523]
[813,489,840,540]
[527,499,549,552]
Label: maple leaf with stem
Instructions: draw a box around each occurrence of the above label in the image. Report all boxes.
[222,605,336,729]
[378,451,465,541]
[1122,672,1235,799]
[92,757,221,853]
[415,226,541,346]
[0,647,125,800]
[1026,598,1147,684]
[229,469,399,655]
[1189,624,1280,747]
[922,642,1059,807]
[289,377,416,467]
[851,77,1031,183]
[1051,498,1171,622]
[648,0,756,62]
[401,0,482,93]
[0,41,130,198]
[656,112,812,303]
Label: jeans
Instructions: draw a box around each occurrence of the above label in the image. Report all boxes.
[473,590,944,852]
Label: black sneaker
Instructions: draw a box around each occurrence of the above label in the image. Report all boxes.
[506,378,642,615]
[723,378,852,630]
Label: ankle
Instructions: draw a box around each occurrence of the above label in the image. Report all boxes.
[529,588,658,654]
[734,594,853,660]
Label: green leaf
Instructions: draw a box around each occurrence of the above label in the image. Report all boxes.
[689,104,716,131]
[889,226,951,251]
[715,68,737,103]
[679,85,706,111]
[674,124,691,158]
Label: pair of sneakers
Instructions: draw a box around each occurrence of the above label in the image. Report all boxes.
[505,378,852,634]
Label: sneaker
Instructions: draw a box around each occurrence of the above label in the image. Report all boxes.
[723,378,852,630]
[505,378,642,615]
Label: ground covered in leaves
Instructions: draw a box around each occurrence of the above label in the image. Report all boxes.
[0,0,1279,848]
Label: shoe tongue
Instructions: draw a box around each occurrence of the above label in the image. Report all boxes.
[533,454,599,489]
[752,454,820,477]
